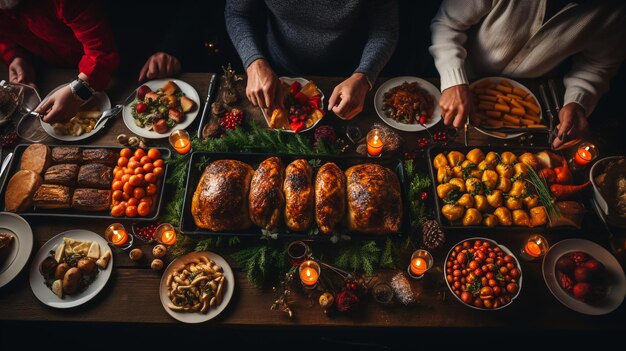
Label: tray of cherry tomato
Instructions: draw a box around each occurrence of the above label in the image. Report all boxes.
[445,237,523,310]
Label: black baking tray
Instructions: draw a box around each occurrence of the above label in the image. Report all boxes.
[180,152,411,238]
[0,144,170,221]
[427,145,573,231]
[196,74,218,139]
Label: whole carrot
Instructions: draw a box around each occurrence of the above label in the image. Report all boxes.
[550,181,590,200]
[553,158,573,184]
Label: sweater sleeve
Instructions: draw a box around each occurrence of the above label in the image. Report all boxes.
[56,0,120,91]
[225,0,266,69]
[563,25,626,116]
[353,0,399,85]
[0,37,26,65]
[429,0,494,91]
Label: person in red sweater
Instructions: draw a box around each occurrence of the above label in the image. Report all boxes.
[0,0,119,123]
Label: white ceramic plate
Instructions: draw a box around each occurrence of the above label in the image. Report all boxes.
[0,212,33,288]
[444,237,523,310]
[29,229,113,308]
[589,156,626,229]
[543,239,626,315]
[160,251,235,323]
[40,84,111,141]
[470,77,543,139]
[261,77,325,133]
[122,79,200,139]
[373,76,442,132]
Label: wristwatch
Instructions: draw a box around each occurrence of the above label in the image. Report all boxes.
[69,78,94,103]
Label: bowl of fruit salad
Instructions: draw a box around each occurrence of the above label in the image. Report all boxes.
[263,77,324,133]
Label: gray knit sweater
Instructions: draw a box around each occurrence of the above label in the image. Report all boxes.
[225,0,399,83]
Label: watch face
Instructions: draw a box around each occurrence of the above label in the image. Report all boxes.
[72,80,93,101]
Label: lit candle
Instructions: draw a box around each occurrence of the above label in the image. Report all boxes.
[299,260,320,288]
[367,129,383,157]
[111,229,129,246]
[521,234,549,261]
[524,241,542,258]
[169,129,191,155]
[574,144,595,167]
[410,257,427,276]
[160,229,177,246]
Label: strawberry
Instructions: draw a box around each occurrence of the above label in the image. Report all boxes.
[309,96,322,109]
[290,120,305,132]
[294,92,308,105]
[290,81,301,95]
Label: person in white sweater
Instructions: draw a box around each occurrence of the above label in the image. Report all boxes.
[429,0,626,147]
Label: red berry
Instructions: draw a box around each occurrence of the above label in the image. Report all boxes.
[420,191,428,201]
[136,102,148,114]
[419,115,427,124]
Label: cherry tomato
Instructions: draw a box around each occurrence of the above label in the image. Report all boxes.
[134,167,145,175]
[129,175,141,186]
[114,170,124,180]
[117,157,128,167]
[122,192,130,201]
[120,148,132,158]
[136,102,148,114]
[112,180,123,191]
[121,174,131,183]
[147,148,161,161]
[128,159,140,170]
[153,159,164,168]
[144,173,157,184]
[143,163,154,173]
[125,205,138,217]
[139,197,153,206]
[461,292,473,304]
[137,202,151,217]
[140,156,151,165]
[133,187,146,199]
[123,182,134,194]
[112,190,123,201]
[134,174,145,184]
[111,205,124,217]
[146,184,158,195]
[134,149,146,159]
[128,198,139,207]
[153,167,164,178]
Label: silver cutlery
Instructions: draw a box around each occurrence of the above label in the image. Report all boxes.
[92,104,123,130]
[0,152,13,180]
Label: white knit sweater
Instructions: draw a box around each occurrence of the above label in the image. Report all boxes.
[429,0,626,115]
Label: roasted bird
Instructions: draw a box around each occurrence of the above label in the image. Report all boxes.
[315,162,346,234]
[192,160,254,231]
[44,164,79,185]
[33,184,71,209]
[72,189,112,212]
[345,163,402,234]
[77,163,113,189]
[249,157,285,230]
[284,159,314,231]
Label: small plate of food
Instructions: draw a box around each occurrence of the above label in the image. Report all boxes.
[374,76,441,132]
[262,77,325,133]
[0,212,33,288]
[445,237,522,310]
[469,77,545,139]
[29,229,112,308]
[123,79,199,139]
[543,239,626,315]
[160,251,234,323]
[40,85,111,141]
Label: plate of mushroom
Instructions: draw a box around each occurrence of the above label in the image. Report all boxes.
[159,251,234,323]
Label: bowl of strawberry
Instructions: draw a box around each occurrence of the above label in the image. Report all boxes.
[264,77,325,133]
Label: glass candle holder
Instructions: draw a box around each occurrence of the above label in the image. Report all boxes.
[570,142,598,170]
[105,223,133,250]
[299,260,320,289]
[155,223,177,246]
[169,129,191,155]
[520,234,549,261]
[408,249,433,280]
[287,241,311,266]
[366,128,383,157]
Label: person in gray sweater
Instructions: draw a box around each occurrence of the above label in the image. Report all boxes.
[225,0,398,120]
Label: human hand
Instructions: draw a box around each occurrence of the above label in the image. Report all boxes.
[245,59,282,109]
[8,57,36,88]
[138,52,181,81]
[552,102,588,148]
[328,73,370,120]
[440,84,473,128]
[35,85,82,124]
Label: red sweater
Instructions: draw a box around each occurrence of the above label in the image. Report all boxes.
[0,0,119,91]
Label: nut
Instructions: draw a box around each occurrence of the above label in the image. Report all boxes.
[319,292,334,309]
[129,248,143,261]
[151,258,164,271]
[152,244,167,258]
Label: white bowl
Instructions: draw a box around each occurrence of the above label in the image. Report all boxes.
[261,77,325,133]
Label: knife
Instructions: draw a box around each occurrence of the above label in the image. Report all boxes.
[548,79,561,115]
[539,84,556,145]
[0,152,13,180]
[92,104,124,130]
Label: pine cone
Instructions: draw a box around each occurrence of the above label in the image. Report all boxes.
[421,219,445,250]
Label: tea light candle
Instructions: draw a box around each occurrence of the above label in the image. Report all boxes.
[366,129,383,157]
[169,129,191,155]
[299,260,320,288]
[407,249,433,279]
[105,223,133,250]
[155,223,177,246]
[521,234,549,261]
[573,142,597,167]
[112,228,129,246]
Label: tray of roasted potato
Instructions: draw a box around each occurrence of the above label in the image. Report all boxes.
[180,152,411,239]
[428,146,568,230]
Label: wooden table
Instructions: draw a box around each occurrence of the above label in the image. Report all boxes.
[1,70,624,334]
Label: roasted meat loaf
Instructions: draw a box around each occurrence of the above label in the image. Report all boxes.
[77,163,113,189]
[51,147,82,164]
[44,164,79,185]
[20,143,51,175]
[249,157,285,230]
[33,184,71,209]
[81,148,117,166]
[315,162,346,234]
[72,188,112,211]
[4,170,43,213]
[345,164,402,234]
[192,160,254,231]
[284,159,314,231]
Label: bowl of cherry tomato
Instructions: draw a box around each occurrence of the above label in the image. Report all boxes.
[445,237,523,310]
